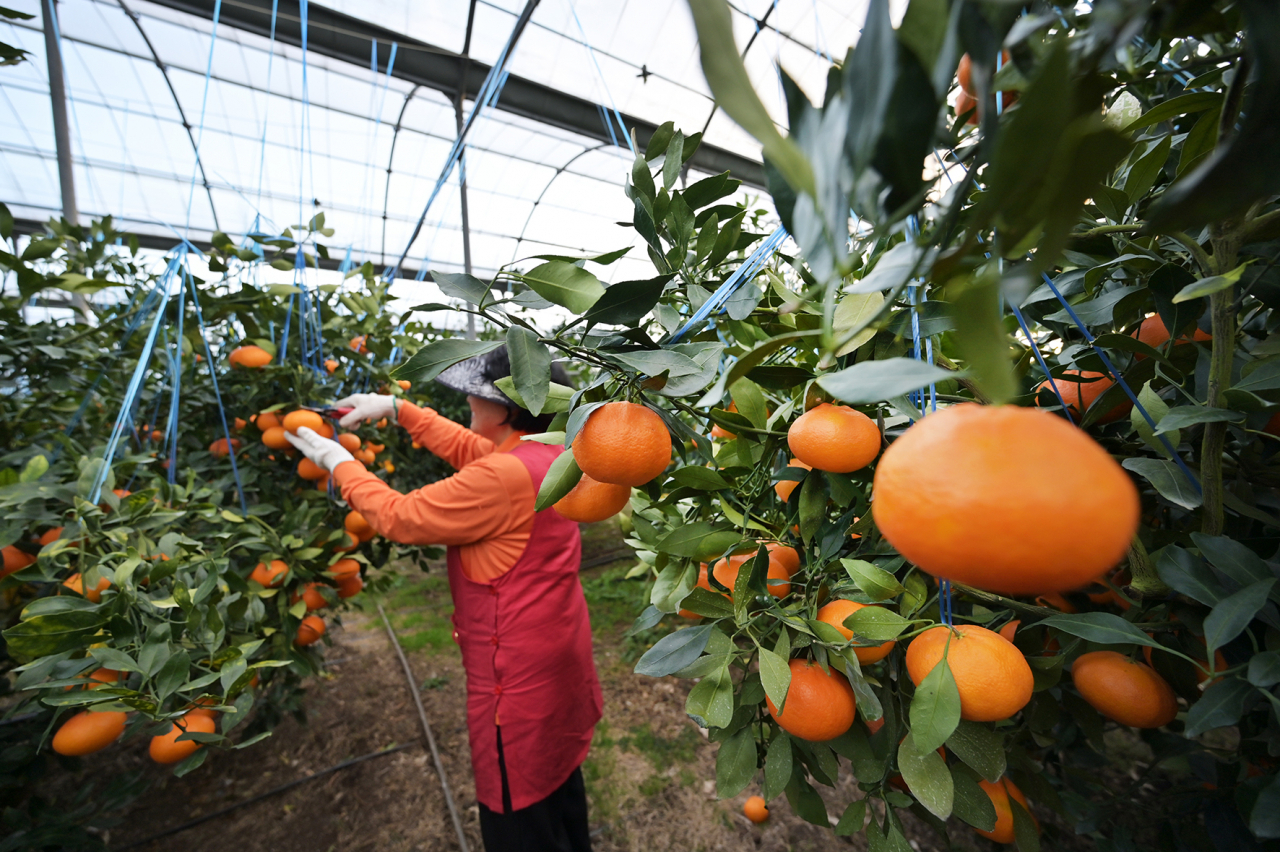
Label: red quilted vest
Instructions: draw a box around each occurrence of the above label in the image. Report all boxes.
[447,440,603,812]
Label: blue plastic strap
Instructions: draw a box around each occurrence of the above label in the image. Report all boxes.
[566,0,635,155]
[670,226,789,343]
[1009,299,1074,422]
[165,264,189,485]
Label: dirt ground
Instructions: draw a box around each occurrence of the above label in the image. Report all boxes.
[72,522,1082,852]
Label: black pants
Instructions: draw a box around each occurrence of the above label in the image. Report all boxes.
[477,727,592,852]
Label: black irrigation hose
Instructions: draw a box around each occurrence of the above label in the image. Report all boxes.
[377,601,471,852]
[111,742,418,851]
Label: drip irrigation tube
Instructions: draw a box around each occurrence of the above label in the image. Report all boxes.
[377,601,471,852]
[111,742,417,850]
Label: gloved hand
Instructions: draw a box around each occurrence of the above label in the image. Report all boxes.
[334,393,398,430]
[285,427,356,473]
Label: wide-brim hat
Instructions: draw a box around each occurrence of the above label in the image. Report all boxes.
[435,353,514,407]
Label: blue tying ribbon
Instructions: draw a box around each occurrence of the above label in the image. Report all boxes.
[670,226,789,344]
[567,0,635,156]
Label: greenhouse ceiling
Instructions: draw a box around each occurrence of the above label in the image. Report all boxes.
[1,0,871,283]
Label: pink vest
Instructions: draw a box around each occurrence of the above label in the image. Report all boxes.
[447,441,603,812]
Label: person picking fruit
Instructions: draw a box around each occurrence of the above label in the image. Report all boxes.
[285,347,600,852]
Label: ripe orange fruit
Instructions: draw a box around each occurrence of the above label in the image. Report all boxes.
[375,418,388,429]
[1034,370,1132,424]
[554,472,631,523]
[743,795,769,823]
[227,344,272,369]
[350,335,368,354]
[257,411,283,430]
[337,433,361,452]
[955,89,978,124]
[333,533,358,553]
[297,458,326,480]
[976,777,1037,844]
[38,527,64,546]
[382,460,396,473]
[712,551,791,599]
[573,402,671,486]
[52,710,127,756]
[316,473,331,491]
[113,488,131,499]
[325,359,339,373]
[356,448,377,465]
[62,572,111,603]
[282,410,324,434]
[262,426,290,450]
[249,559,288,587]
[336,574,363,598]
[327,558,360,580]
[816,600,895,664]
[397,380,411,390]
[763,542,799,577]
[872,404,1139,595]
[906,625,1033,722]
[209,437,242,458]
[787,403,881,473]
[765,659,857,742]
[1071,651,1178,728]
[3,544,36,576]
[186,697,219,720]
[344,511,376,542]
[774,459,811,502]
[296,615,326,646]
[957,51,1009,96]
[999,620,1020,643]
[292,583,329,611]
[367,442,386,454]
[233,417,246,431]
[151,429,164,441]
[149,712,216,764]
[1133,314,1210,354]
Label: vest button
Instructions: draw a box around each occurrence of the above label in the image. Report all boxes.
[493,684,503,695]
[488,586,498,596]
[490,634,499,646]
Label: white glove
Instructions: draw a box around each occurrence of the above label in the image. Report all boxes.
[285,427,356,473]
[334,393,398,430]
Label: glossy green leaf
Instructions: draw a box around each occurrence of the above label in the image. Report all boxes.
[951,765,998,830]
[1184,678,1253,737]
[910,653,961,753]
[946,721,1006,782]
[519,261,605,314]
[843,607,910,642]
[758,645,792,712]
[899,731,954,818]
[533,451,582,512]
[391,339,503,382]
[1203,579,1274,656]
[431,271,492,305]
[582,276,672,326]
[1172,262,1251,303]
[1122,458,1202,510]
[494,378,574,414]
[657,522,738,559]
[817,358,953,405]
[1039,612,1162,648]
[685,661,734,728]
[505,327,552,416]
[841,559,905,601]
[635,625,714,677]
[715,726,758,798]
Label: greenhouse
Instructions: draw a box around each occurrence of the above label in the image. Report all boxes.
[2,0,1278,850]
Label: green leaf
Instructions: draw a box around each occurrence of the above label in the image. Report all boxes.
[729,379,768,432]
[607,349,703,380]
[848,241,929,294]
[833,291,885,356]
[898,732,954,819]
[1184,678,1253,738]
[1039,612,1162,648]
[1248,651,1280,688]
[534,451,582,512]
[657,522,739,560]
[494,378,574,414]
[685,661,734,728]
[678,587,734,619]
[518,261,605,314]
[798,470,826,544]
[4,610,105,659]
[834,800,867,836]
[764,733,794,802]
[1155,545,1223,606]
[684,0,814,197]
[1123,135,1172,204]
[582,276,671,326]
[431,271,492,305]
[1235,358,1280,394]
[1131,381,1175,456]
[843,607,910,642]
[19,454,49,483]
[910,653,961,753]
[391,339,503,382]
[173,747,208,778]
[841,559,905,601]
[1203,579,1274,656]
[1252,773,1280,838]
[1123,91,1222,130]
[951,766,998,831]
[1172,262,1251,303]
[1155,406,1243,434]
[635,625,714,677]
[715,726,758,798]
[948,271,1016,405]
[817,358,953,405]
[945,721,1006,782]
[758,646,792,712]
[1010,796,1041,852]
[505,327,552,416]
[156,649,190,700]
[1121,458,1202,510]
[663,129,685,190]
[669,466,731,491]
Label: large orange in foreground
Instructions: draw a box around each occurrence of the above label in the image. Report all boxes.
[765,659,856,742]
[787,403,881,473]
[52,710,127,756]
[872,404,1139,595]
[554,471,631,523]
[573,402,671,486]
[976,777,1037,844]
[1071,651,1178,728]
[905,625,1033,722]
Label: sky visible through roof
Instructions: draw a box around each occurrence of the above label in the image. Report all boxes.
[1,0,880,321]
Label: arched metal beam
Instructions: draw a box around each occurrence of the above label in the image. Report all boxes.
[509,142,612,264]
[379,83,420,267]
[115,0,220,232]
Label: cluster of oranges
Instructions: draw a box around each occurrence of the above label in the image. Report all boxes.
[552,402,674,523]
[248,409,390,488]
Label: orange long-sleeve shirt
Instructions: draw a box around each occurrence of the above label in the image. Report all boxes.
[332,402,535,582]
